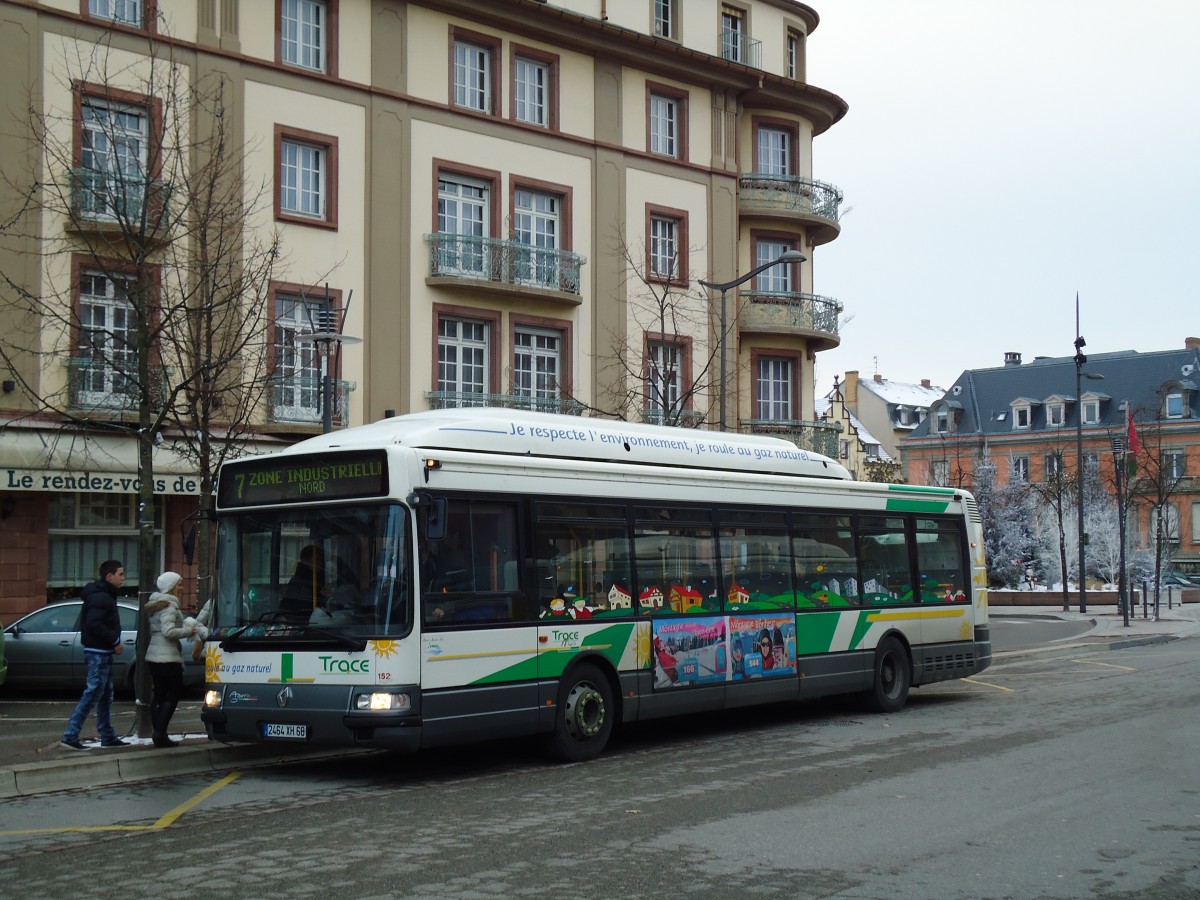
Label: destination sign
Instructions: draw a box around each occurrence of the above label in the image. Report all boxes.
[217,450,388,508]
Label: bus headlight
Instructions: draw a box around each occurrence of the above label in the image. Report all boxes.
[354,691,411,711]
[204,689,223,709]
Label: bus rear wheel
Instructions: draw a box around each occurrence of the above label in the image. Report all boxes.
[545,663,614,762]
[864,636,910,713]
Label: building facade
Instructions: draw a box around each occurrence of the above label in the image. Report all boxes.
[840,369,942,472]
[0,0,847,620]
[902,341,1200,577]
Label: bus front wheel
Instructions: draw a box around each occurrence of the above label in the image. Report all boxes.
[545,663,614,762]
[865,636,910,713]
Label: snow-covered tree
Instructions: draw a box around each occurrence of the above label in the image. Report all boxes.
[973,455,1036,588]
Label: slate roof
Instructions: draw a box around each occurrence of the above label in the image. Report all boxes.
[905,346,1200,440]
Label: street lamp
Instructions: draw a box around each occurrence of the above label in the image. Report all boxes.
[699,249,807,431]
[300,330,362,433]
[1111,431,1130,627]
[1073,335,1103,613]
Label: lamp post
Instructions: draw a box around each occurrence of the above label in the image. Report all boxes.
[1073,336,1105,614]
[1111,433,1130,627]
[301,331,362,433]
[700,249,807,431]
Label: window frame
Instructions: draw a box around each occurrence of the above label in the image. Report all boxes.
[752,232,800,293]
[510,177,572,290]
[449,27,501,116]
[750,349,800,421]
[276,0,339,77]
[1012,404,1031,430]
[1162,449,1186,480]
[1081,397,1100,425]
[275,125,339,228]
[1010,456,1029,483]
[510,45,559,131]
[644,333,693,420]
[651,0,679,40]
[785,27,803,80]
[753,116,798,177]
[721,4,748,63]
[1164,391,1185,418]
[646,82,689,161]
[645,204,688,286]
[1045,402,1064,427]
[83,0,157,32]
[510,315,572,402]
[72,81,163,224]
[432,303,502,398]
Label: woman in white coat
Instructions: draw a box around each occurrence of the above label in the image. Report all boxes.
[145,571,207,747]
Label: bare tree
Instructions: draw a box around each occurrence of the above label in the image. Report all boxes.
[1127,414,1186,618]
[0,29,286,734]
[589,236,725,427]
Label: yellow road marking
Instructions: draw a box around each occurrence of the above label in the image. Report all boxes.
[962,677,1014,692]
[1071,658,1137,671]
[0,771,242,836]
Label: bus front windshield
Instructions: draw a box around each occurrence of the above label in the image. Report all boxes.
[212,503,411,638]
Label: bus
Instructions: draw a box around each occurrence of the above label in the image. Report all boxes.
[200,408,991,761]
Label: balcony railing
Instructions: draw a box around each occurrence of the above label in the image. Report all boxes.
[740,290,841,338]
[426,391,585,415]
[640,408,706,428]
[66,357,171,411]
[70,168,171,225]
[739,419,842,458]
[738,174,843,223]
[721,28,762,68]
[426,234,585,295]
[270,375,355,426]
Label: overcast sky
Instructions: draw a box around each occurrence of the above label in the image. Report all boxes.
[806,0,1199,393]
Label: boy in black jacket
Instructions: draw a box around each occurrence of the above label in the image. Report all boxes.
[60,560,129,749]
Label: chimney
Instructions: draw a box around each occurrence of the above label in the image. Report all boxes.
[844,370,859,407]
[873,373,883,382]
[1186,337,1200,350]
[920,379,931,389]
[1004,352,1022,367]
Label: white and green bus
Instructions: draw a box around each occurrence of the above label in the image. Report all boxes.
[201,408,991,761]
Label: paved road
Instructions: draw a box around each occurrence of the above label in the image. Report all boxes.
[1,639,1198,898]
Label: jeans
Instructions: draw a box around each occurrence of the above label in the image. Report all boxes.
[63,652,118,743]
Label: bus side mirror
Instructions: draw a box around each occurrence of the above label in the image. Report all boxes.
[425,497,448,542]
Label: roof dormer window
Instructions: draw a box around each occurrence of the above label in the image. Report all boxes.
[1046,402,1064,427]
[1013,404,1031,430]
[1165,391,1184,418]
[1081,398,1100,425]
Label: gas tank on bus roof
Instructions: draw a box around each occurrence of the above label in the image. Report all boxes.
[281,408,851,481]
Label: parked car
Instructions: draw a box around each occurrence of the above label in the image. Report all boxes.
[1160,571,1200,589]
[1,600,204,693]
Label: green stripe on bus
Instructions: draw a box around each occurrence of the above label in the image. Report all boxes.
[795,612,840,655]
[887,484,957,496]
[886,498,951,514]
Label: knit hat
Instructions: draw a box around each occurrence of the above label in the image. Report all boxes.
[157,571,182,593]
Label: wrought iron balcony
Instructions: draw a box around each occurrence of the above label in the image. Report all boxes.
[739,419,842,458]
[66,357,169,411]
[270,375,355,426]
[70,168,171,226]
[426,391,585,415]
[738,290,841,347]
[738,174,842,242]
[640,408,706,428]
[426,234,585,295]
[721,28,762,68]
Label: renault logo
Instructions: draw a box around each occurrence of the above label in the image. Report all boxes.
[277,686,293,708]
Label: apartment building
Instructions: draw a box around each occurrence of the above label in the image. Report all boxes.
[0,0,847,619]
[902,342,1200,575]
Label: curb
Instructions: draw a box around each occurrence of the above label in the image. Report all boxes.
[0,742,374,799]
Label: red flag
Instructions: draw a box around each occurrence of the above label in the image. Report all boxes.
[1126,408,1141,456]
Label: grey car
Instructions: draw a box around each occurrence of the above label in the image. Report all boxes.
[1,600,204,693]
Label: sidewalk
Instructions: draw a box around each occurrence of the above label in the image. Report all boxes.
[3,602,1198,798]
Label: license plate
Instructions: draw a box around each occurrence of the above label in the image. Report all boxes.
[263,723,308,740]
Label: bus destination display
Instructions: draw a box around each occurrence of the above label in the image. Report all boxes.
[218,450,388,507]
